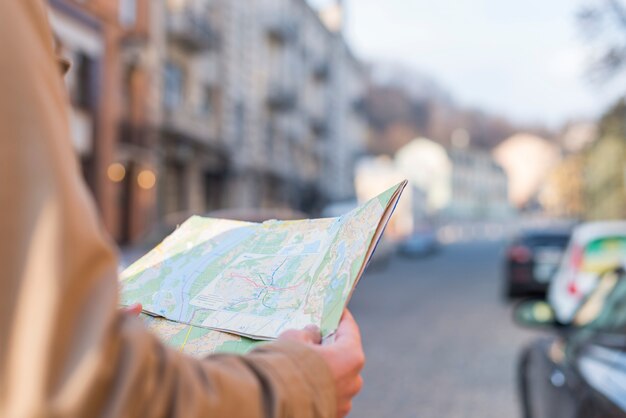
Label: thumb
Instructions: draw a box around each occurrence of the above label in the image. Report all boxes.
[278,325,322,345]
[123,303,143,317]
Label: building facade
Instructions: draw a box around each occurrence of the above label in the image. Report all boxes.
[446,147,510,220]
[151,0,366,234]
[322,39,368,202]
[539,154,586,219]
[389,137,510,221]
[49,0,155,242]
[584,134,626,220]
[395,138,452,214]
[493,133,561,209]
[216,0,366,211]
[51,0,366,244]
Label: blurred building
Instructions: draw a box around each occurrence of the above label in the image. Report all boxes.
[537,122,597,219]
[446,147,510,220]
[393,137,510,221]
[146,0,224,233]
[215,0,366,211]
[559,121,597,154]
[493,133,561,209]
[395,138,452,213]
[323,38,368,202]
[355,156,427,239]
[50,0,366,244]
[584,100,626,220]
[538,153,586,219]
[49,0,153,242]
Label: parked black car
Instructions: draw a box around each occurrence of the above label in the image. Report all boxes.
[515,268,626,418]
[504,229,571,299]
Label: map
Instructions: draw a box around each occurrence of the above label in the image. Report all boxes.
[121,181,406,345]
[141,315,261,357]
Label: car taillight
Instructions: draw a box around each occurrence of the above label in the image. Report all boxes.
[508,245,532,263]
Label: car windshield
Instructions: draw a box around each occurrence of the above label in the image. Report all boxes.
[522,233,570,247]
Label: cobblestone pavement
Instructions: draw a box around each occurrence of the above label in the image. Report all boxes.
[349,240,538,418]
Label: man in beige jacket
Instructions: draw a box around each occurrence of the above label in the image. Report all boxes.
[0,1,364,417]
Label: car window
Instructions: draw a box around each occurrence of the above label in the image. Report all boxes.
[523,234,570,247]
[575,272,626,333]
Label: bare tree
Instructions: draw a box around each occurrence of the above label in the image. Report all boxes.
[578,0,626,82]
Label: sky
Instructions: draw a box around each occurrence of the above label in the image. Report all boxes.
[310,0,624,128]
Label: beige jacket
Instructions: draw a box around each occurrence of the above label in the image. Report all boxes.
[0,1,335,417]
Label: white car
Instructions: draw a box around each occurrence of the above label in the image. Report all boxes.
[548,221,626,324]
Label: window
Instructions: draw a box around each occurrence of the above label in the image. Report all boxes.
[164,160,187,214]
[199,86,213,116]
[163,62,184,111]
[203,172,224,211]
[266,118,275,157]
[73,52,94,110]
[234,102,245,146]
[119,0,136,27]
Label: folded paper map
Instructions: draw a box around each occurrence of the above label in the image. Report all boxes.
[120,181,407,356]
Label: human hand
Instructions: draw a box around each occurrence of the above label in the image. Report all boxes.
[278,310,365,417]
[123,303,143,317]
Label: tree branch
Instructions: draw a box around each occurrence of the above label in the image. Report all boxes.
[608,0,626,30]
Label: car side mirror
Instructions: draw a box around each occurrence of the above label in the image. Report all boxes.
[513,299,560,330]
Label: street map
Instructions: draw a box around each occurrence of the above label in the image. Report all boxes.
[141,314,260,356]
[121,181,406,352]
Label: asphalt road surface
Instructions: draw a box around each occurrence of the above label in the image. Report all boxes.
[349,240,538,418]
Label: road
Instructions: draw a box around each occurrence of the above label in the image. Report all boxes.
[349,240,538,418]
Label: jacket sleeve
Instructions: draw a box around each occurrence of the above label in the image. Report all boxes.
[0,1,336,418]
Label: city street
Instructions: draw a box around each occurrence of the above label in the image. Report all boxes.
[8,1,626,417]
[349,240,538,418]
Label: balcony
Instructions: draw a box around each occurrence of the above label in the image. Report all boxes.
[167,11,219,52]
[352,97,367,116]
[119,0,150,45]
[267,84,298,111]
[161,108,218,146]
[267,19,298,44]
[312,62,330,81]
[309,116,328,136]
[119,120,153,148]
